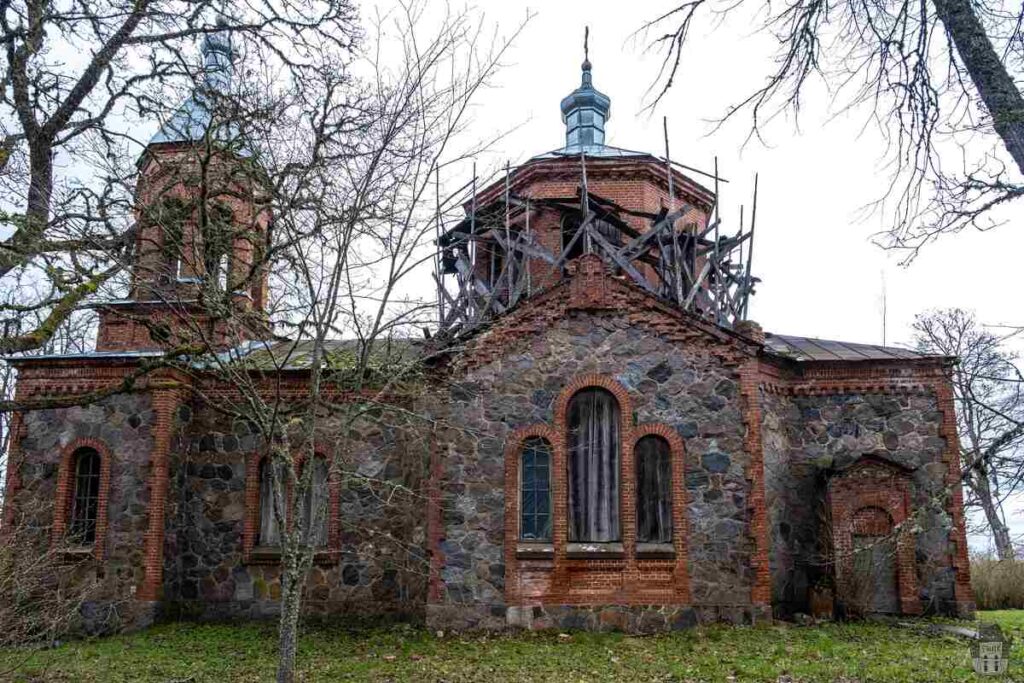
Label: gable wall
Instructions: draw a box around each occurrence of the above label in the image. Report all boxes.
[426,298,765,630]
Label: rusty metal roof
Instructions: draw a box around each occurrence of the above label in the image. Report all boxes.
[764,333,936,362]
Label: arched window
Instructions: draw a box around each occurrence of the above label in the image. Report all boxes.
[635,435,672,543]
[519,437,552,541]
[561,215,584,261]
[298,457,330,547]
[69,448,102,545]
[567,388,621,542]
[257,458,282,546]
[561,214,621,263]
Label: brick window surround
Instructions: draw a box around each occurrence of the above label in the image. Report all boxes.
[243,451,341,564]
[52,438,114,561]
[827,457,922,615]
[503,374,690,607]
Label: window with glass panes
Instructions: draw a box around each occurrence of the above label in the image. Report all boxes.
[69,448,101,545]
[519,437,552,541]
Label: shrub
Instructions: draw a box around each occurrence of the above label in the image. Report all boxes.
[971,558,1024,610]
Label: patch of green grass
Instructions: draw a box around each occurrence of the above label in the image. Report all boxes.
[1,611,1022,682]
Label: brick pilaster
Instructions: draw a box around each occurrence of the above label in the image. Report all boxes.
[427,425,445,604]
[740,360,771,607]
[933,378,975,615]
[1,411,24,533]
[138,384,183,602]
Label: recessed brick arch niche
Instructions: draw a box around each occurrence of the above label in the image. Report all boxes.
[827,457,922,617]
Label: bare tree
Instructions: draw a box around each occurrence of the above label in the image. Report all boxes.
[913,308,1023,559]
[0,0,359,356]
[142,3,522,680]
[637,0,1024,254]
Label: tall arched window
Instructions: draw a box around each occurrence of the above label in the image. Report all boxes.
[635,435,672,543]
[519,437,552,541]
[298,457,330,547]
[257,458,282,546]
[69,448,102,545]
[567,388,621,542]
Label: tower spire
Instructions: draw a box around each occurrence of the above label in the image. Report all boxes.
[560,27,610,150]
[147,9,244,152]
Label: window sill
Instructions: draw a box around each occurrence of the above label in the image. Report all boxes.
[61,546,96,561]
[566,542,624,559]
[636,542,675,558]
[246,547,337,565]
[516,542,554,559]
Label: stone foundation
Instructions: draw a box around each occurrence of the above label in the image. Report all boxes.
[427,603,772,633]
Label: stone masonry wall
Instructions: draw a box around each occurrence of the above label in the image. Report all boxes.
[762,388,958,616]
[428,305,757,630]
[14,394,156,632]
[162,399,429,621]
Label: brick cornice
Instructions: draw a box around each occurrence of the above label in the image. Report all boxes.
[471,155,716,212]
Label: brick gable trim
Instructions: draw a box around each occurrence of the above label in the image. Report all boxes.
[444,262,758,374]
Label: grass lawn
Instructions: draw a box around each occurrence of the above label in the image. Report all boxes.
[1,610,1022,682]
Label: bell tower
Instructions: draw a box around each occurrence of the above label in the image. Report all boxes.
[96,21,270,352]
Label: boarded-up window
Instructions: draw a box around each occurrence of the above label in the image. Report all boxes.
[636,435,672,543]
[520,437,552,541]
[299,457,330,547]
[258,459,282,546]
[567,388,620,542]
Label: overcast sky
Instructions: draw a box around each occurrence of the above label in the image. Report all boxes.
[407,0,1024,550]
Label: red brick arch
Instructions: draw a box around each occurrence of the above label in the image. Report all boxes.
[828,459,921,615]
[243,449,342,564]
[52,438,114,561]
[503,374,691,609]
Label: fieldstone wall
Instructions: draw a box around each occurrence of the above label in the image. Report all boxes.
[14,394,156,632]
[161,399,429,621]
[428,307,758,629]
[762,388,958,616]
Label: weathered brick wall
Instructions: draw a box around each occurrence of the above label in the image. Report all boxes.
[762,388,959,616]
[161,399,429,621]
[13,394,156,631]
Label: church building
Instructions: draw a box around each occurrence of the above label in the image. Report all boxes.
[1,35,974,634]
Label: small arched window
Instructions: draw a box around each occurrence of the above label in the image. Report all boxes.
[519,437,552,541]
[298,457,330,547]
[567,388,621,542]
[257,458,282,546]
[635,435,672,543]
[69,448,102,545]
[561,214,584,261]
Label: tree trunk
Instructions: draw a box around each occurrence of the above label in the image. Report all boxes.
[276,554,305,683]
[933,0,1024,175]
[969,463,1015,560]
